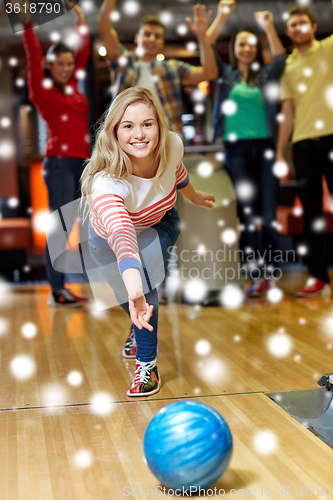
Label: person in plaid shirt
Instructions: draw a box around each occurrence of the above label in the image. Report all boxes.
[98,1,218,137]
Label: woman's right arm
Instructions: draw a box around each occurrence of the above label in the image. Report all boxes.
[207,0,236,45]
[92,185,154,330]
[122,269,154,331]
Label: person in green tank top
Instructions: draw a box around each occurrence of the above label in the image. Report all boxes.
[208,0,286,298]
[223,82,269,142]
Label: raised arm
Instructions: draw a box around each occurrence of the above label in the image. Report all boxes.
[18,0,45,104]
[275,99,295,163]
[63,1,91,73]
[255,11,284,56]
[65,0,85,23]
[184,3,218,85]
[207,0,236,45]
[17,0,31,24]
[98,0,121,60]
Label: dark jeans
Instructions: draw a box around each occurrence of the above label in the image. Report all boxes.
[224,138,279,270]
[293,134,333,283]
[88,208,181,363]
[43,156,85,291]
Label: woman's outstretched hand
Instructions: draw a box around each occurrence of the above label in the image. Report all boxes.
[128,294,154,331]
[179,182,215,208]
[191,190,216,208]
[122,268,152,330]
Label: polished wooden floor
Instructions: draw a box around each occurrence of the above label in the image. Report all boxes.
[1,270,333,499]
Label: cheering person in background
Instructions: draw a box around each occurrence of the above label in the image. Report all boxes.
[276,5,333,298]
[99,0,218,305]
[208,0,286,297]
[98,0,217,138]
[18,0,91,307]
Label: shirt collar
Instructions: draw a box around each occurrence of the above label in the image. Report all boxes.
[290,39,319,58]
[133,53,157,68]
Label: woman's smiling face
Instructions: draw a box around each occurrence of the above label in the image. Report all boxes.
[234,31,258,65]
[116,102,159,167]
[47,52,75,86]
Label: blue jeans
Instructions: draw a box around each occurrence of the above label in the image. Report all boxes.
[43,156,86,291]
[88,208,181,363]
[224,138,279,270]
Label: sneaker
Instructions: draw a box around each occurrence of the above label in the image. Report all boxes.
[67,292,89,304]
[127,360,161,397]
[47,288,87,307]
[122,325,136,359]
[248,278,265,297]
[296,278,332,298]
[265,276,277,292]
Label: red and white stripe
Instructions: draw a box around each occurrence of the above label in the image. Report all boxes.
[90,133,187,267]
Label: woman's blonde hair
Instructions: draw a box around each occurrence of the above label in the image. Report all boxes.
[81,87,171,219]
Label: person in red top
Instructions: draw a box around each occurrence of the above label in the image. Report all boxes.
[19,0,90,306]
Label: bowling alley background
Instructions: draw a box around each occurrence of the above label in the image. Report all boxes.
[1,0,333,286]
[1,1,333,498]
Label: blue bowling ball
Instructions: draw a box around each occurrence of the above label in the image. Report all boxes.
[143,401,232,490]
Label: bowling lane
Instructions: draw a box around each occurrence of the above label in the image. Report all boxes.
[0,393,332,500]
[1,282,333,408]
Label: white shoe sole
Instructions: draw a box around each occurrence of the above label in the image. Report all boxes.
[127,377,161,397]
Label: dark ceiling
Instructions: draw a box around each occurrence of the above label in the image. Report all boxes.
[0,0,332,45]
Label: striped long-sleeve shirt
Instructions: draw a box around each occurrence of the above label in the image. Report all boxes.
[90,132,189,275]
